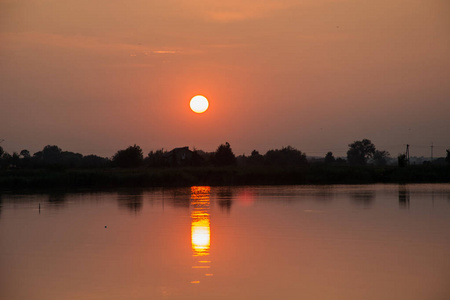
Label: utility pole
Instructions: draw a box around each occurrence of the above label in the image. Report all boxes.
[406,144,410,165]
[431,142,434,162]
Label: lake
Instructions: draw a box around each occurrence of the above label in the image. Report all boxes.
[1,184,450,300]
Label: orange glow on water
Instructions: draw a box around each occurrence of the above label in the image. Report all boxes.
[190,186,211,257]
[190,186,213,283]
[191,218,210,255]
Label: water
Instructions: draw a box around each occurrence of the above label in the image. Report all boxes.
[1,184,450,300]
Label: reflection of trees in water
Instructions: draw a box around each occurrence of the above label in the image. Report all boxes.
[47,193,67,209]
[257,187,335,204]
[350,190,375,207]
[398,185,410,208]
[118,190,144,213]
[169,188,191,209]
[0,193,2,217]
[311,189,334,202]
[216,188,233,213]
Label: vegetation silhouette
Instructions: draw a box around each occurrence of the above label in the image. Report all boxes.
[265,146,307,166]
[191,150,205,167]
[213,142,236,166]
[398,154,408,167]
[247,150,264,166]
[147,149,167,168]
[20,149,31,159]
[324,152,335,164]
[0,140,449,189]
[113,145,143,168]
[373,150,390,166]
[347,139,376,165]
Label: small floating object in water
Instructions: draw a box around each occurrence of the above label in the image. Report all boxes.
[105,226,107,228]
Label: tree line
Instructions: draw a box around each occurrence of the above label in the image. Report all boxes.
[0,139,449,169]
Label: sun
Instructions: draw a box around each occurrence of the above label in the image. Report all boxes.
[190,95,209,114]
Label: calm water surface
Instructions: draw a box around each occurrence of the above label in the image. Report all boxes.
[1,184,450,300]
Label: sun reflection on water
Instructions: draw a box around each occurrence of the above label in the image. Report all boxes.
[191,216,210,256]
[190,186,212,283]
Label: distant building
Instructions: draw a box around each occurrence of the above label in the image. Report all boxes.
[164,147,193,166]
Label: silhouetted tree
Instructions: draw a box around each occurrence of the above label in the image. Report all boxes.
[11,152,20,167]
[347,139,376,165]
[0,147,10,169]
[81,155,110,168]
[446,149,450,164]
[191,150,204,167]
[248,150,264,166]
[41,145,62,164]
[20,149,31,159]
[265,146,307,166]
[196,150,214,166]
[324,152,335,164]
[146,149,167,167]
[61,151,83,167]
[213,142,236,166]
[335,157,347,164]
[16,149,31,168]
[113,144,144,168]
[1,152,12,168]
[398,154,407,167]
[373,150,390,166]
[31,145,86,169]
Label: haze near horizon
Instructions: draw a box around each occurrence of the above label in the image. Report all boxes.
[1,0,449,158]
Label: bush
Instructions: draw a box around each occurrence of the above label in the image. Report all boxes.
[112,145,144,168]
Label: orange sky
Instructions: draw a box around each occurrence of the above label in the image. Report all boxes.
[1,0,449,158]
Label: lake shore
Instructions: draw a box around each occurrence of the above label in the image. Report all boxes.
[1,165,449,190]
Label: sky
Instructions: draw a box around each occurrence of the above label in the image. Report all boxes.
[1,0,449,158]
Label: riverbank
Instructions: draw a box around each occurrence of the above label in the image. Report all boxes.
[1,165,449,190]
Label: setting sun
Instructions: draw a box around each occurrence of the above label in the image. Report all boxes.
[190,95,209,113]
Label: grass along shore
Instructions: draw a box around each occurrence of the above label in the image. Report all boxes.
[1,164,449,190]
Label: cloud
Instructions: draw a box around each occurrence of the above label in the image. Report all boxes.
[1,32,135,51]
[152,50,178,54]
[206,43,249,49]
[0,32,186,58]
